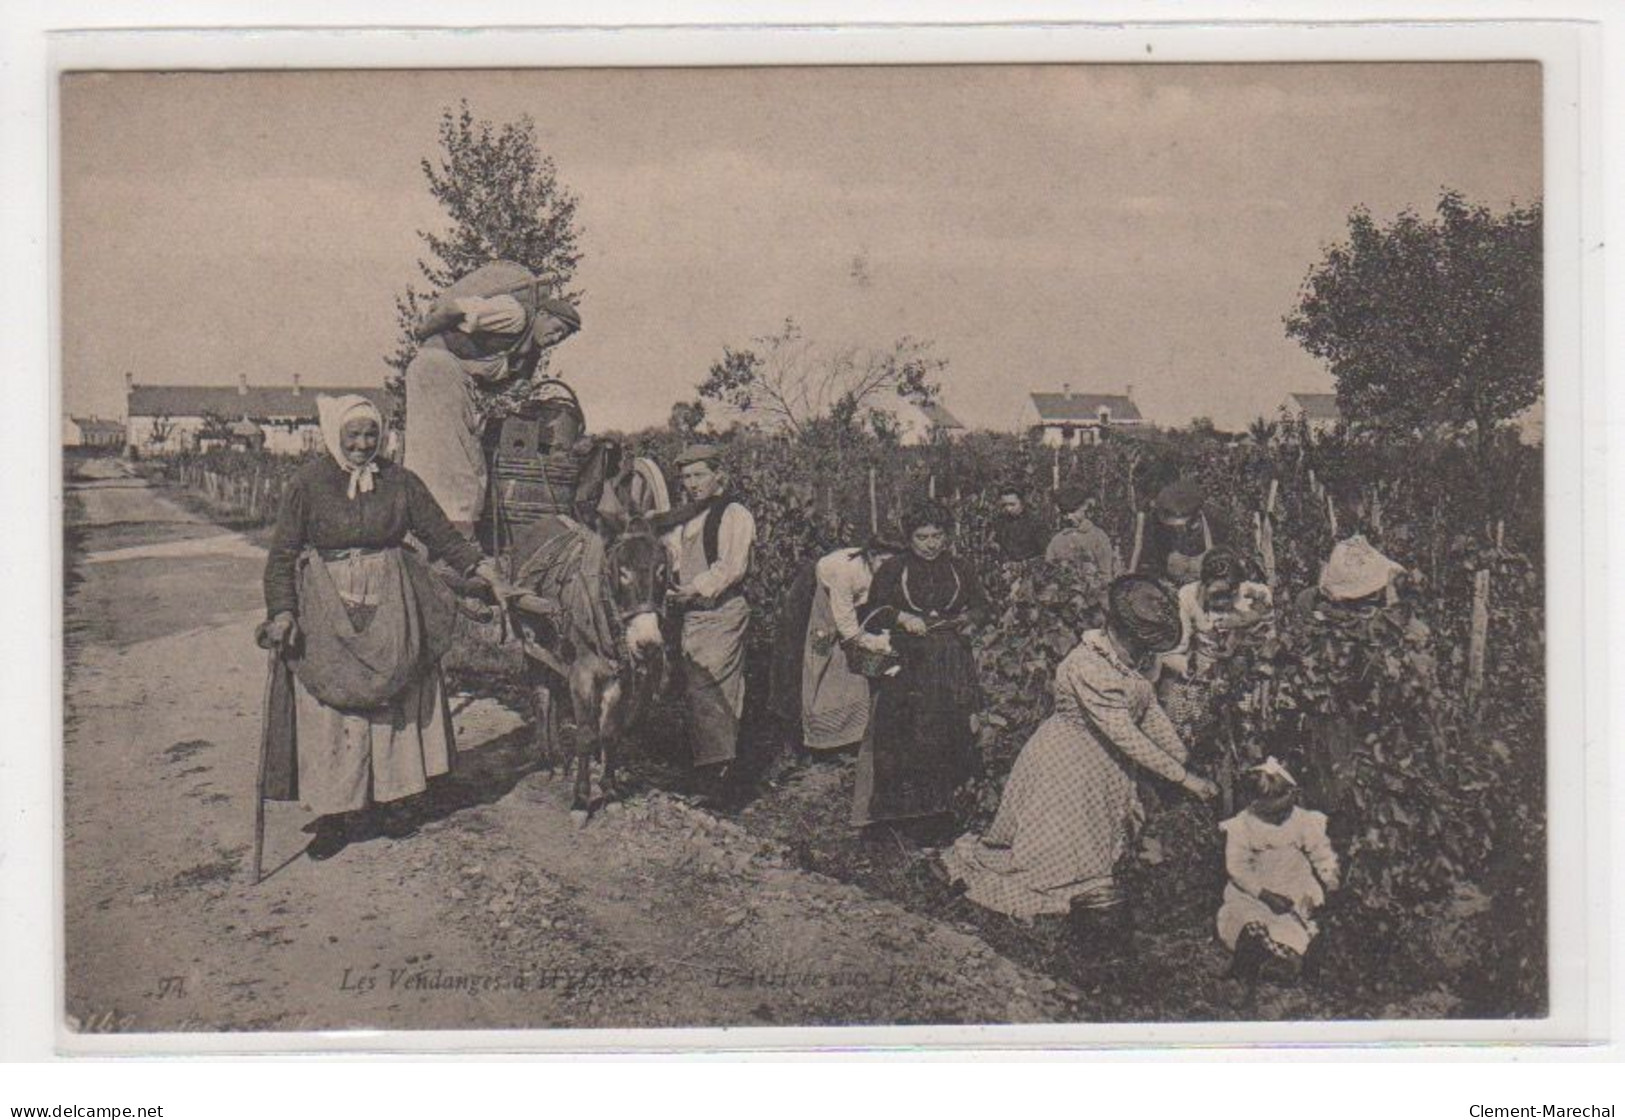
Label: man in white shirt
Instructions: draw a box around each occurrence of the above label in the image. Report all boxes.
[663,444,757,775]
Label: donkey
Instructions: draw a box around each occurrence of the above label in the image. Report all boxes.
[479,379,674,824]
[500,457,672,824]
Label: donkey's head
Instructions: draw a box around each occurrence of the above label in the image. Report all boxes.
[605,522,669,658]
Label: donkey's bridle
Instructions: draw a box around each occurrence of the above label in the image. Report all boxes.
[602,534,668,626]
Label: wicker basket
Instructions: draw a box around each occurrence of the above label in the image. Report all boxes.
[845,606,902,679]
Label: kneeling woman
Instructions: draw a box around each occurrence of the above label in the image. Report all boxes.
[262,395,502,860]
[942,576,1218,940]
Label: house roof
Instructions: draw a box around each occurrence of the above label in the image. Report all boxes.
[71,417,126,435]
[127,384,395,421]
[1029,392,1143,423]
[1289,392,1342,422]
[917,401,964,429]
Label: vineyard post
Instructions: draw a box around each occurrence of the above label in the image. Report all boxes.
[1128,511,1146,574]
[928,473,937,500]
[868,466,878,536]
[1255,511,1277,586]
[1216,739,1235,819]
[1370,485,1384,538]
[1051,445,1060,492]
[1468,568,1491,710]
[1326,492,1340,540]
[1431,506,1442,590]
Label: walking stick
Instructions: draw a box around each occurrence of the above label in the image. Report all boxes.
[253,642,281,886]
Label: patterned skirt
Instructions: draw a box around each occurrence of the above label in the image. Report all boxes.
[942,712,1141,919]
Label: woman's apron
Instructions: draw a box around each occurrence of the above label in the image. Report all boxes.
[289,548,454,813]
[801,582,873,750]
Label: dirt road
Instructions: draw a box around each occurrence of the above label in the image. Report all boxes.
[62,462,1068,1036]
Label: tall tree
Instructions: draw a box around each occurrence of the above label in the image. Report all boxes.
[668,399,707,437]
[386,102,585,387]
[1284,190,1541,458]
[695,318,946,447]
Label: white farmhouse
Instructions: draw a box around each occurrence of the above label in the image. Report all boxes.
[1283,392,1343,436]
[1023,384,1145,446]
[64,416,126,449]
[124,373,394,456]
[866,397,968,445]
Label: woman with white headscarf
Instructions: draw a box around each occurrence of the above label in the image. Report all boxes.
[262,394,505,860]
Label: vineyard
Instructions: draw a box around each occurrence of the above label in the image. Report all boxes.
[163,419,1546,1016]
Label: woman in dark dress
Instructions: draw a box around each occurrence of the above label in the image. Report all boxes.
[852,499,989,837]
[262,395,505,860]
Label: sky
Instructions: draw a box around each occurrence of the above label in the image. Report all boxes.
[60,63,1542,433]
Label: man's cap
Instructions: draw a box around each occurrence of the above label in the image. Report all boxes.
[675,443,722,467]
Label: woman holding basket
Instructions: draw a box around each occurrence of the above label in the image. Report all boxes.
[852,499,989,838]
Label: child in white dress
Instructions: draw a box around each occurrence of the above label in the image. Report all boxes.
[1217,757,1340,983]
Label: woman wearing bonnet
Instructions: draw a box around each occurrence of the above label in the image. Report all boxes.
[1288,531,1413,835]
[261,394,508,860]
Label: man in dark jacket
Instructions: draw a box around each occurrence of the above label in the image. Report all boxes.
[1131,478,1230,585]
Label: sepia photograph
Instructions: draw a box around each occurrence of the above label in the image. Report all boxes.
[57,56,1557,1041]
